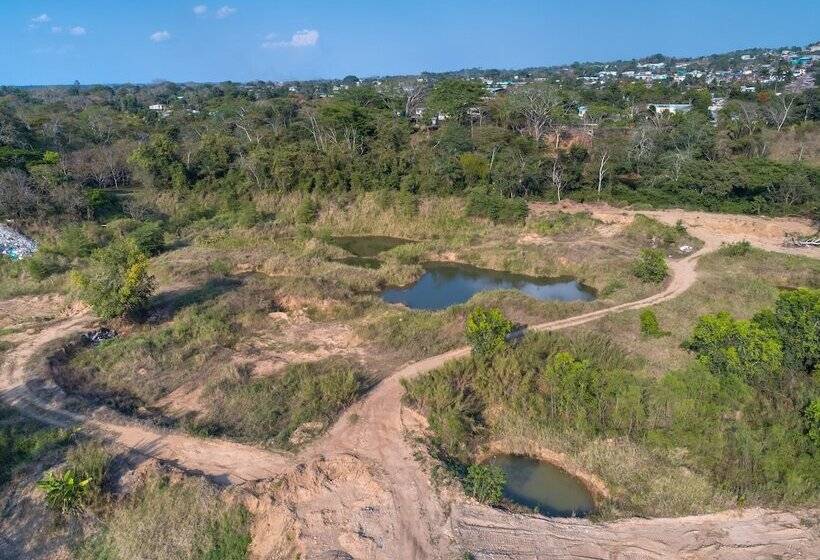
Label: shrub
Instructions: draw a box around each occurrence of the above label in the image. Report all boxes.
[465,307,514,357]
[37,469,92,515]
[807,398,820,447]
[762,287,819,373]
[685,311,782,388]
[719,240,752,256]
[295,198,319,224]
[464,464,506,505]
[55,225,97,259]
[632,249,668,283]
[71,237,156,319]
[639,309,667,338]
[465,189,528,224]
[67,442,111,502]
[24,251,67,280]
[128,221,165,256]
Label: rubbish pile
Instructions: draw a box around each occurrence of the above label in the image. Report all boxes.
[0,224,38,260]
[83,328,118,345]
[783,233,820,248]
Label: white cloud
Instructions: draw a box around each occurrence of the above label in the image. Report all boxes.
[69,26,86,36]
[31,14,50,24]
[51,26,63,33]
[262,29,319,48]
[215,5,236,18]
[291,29,319,47]
[193,5,208,15]
[149,30,171,43]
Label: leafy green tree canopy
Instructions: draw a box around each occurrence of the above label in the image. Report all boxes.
[72,238,156,319]
[427,79,485,122]
[465,307,514,357]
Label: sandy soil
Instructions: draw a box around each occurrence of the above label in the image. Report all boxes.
[1,205,818,559]
[534,201,819,256]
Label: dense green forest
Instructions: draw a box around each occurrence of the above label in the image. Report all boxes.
[1,70,818,234]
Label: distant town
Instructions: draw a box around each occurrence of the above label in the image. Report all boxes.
[129,41,820,131]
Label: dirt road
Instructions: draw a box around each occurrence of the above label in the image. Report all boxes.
[1,206,818,559]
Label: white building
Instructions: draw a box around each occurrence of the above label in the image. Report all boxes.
[649,103,693,115]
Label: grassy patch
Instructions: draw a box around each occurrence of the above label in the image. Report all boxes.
[77,475,251,560]
[0,256,69,299]
[624,214,702,256]
[196,358,366,448]
[0,404,73,487]
[64,276,279,408]
[528,211,599,237]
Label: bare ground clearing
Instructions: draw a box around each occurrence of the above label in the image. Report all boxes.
[1,205,818,559]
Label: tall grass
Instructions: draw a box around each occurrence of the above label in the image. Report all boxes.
[77,475,251,560]
[0,405,73,487]
[198,358,366,447]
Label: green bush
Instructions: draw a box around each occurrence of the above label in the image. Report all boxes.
[639,309,667,338]
[128,221,165,256]
[465,307,514,357]
[55,224,97,259]
[71,238,156,319]
[632,249,668,283]
[37,469,92,515]
[807,398,820,447]
[67,442,111,503]
[464,464,506,505]
[685,311,783,388]
[24,251,67,280]
[719,240,752,256]
[295,198,319,224]
[465,189,528,224]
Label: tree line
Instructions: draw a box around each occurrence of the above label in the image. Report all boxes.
[0,76,818,227]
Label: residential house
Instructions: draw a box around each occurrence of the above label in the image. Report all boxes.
[648,103,693,115]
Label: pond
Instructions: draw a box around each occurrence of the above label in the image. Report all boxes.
[484,454,595,517]
[330,236,411,257]
[381,262,595,310]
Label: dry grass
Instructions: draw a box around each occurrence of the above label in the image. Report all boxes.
[78,474,250,560]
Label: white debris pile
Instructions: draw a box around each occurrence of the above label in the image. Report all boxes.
[0,224,38,260]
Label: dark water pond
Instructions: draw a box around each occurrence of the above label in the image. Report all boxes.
[381,262,595,310]
[330,236,411,257]
[485,454,595,517]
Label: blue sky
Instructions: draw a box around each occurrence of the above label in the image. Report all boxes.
[1,1,818,85]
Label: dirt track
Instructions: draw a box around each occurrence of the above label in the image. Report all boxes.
[1,206,818,559]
